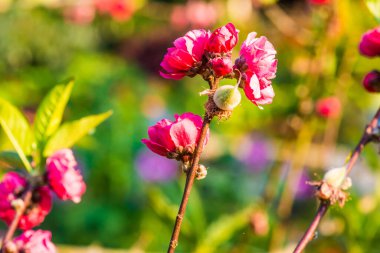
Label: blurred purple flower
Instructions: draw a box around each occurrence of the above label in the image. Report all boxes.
[236,136,273,173]
[135,149,178,182]
[295,170,313,200]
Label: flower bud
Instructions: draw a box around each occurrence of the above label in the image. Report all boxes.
[363,70,380,93]
[196,164,207,180]
[210,57,233,77]
[359,27,380,57]
[213,85,241,111]
[323,167,349,189]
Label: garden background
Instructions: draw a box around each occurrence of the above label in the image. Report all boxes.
[0,0,380,252]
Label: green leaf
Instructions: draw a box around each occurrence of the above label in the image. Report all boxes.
[0,119,33,172]
[34,80,74,148]
[366,0,380,23]
[44,110,112,156]
[0,97,33,154]
[194,205,255,253]
[0,151,26,169]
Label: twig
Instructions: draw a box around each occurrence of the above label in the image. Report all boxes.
[293,106,380,253]
[1,187,33,252]
[167,78,216,253]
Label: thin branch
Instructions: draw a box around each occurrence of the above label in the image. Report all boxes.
[293,106,380,253]
[167,78,216,253]
[1,187,33,252]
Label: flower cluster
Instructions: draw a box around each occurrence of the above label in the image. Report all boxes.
[143,23,277,180]
[0,149,86,252]
[359,27,380,93]
[159,23,278,108]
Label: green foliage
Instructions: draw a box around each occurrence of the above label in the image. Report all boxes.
[43,110,113,156]
[0,81,112,173]
[34,79,74,150]
[194,205,255,253]
[366,0,380,23]
[0,97,33,154]
[0,151,25,170]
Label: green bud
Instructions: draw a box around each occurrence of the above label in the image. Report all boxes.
[323,167,350,189]
[213,85,241,111]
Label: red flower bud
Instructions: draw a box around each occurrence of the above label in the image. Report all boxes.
[210,57,233,77]
[359,27,380,57]
[363,70,380,93]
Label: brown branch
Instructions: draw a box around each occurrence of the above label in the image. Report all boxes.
[293,106,380,253]
[1,187,33,252]
[167,78,217,253]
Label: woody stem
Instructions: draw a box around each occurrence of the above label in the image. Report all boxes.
[293,106,380,253]
[167,78,216,253]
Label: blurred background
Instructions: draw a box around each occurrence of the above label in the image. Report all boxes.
[0,0,380,252]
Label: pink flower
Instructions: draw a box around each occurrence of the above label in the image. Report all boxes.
[142,112,208,160]
[235,32,277,106]
[206,23,239,54]
[363,70,380,92]
[94,0,134,22]
[46,149,86,203]
[63,0,95,25]
[14,230,56,253]
[309,0,330,5]
[0,172,52,230]
[315,97,341,118]
[160,29,210,80]
[359,27,380,57]
[210,57,233,77]
[170,2,217,30]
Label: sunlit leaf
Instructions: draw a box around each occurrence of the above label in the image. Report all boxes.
[0,119,33,172]
[34,80,74,149]
[0,97,33,154]
[44,110,112,156]
[366,0,380,23]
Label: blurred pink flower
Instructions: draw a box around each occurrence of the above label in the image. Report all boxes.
[46,149,86,203]
[159,29,210,80]
[94,0,134,22]
[0,172,52,230]
[315,97,341,118]
[309,0,331,5]
[206,23,239,54]
[14,230,56,253]
[63,0,95,24]
[142,112,208,160]
[135,149,178,182]
[210,57,233,77]
[235,32,277,106]
[359,27,380,57]
[363,70,380,93]
[170,1,217,30]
